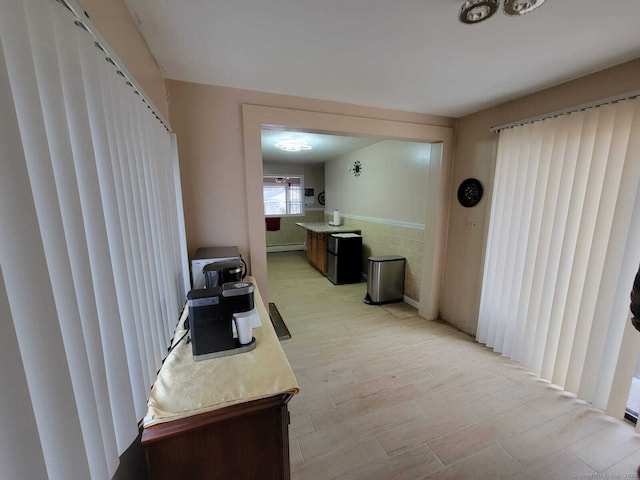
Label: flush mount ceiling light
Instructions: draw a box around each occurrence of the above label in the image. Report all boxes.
[503,0,547,16]
[274,138,313,152]
[459,0,499,24]
[459,0,548,24]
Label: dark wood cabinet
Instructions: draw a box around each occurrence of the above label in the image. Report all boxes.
[298,223,361,277]
[309,231,317,266]
[317,233,327,274]
[142,394,293,480]
[306,231,327,273]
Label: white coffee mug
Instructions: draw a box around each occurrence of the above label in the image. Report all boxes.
[233,311,253,345]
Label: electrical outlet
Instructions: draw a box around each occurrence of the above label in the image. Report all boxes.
[465,218,479,230]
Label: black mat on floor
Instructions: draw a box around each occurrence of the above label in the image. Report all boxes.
[268,303,292,340]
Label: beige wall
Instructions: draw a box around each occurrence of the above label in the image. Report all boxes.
[167,80,454,301]
[325,140,432,224]
[77,0,168,120]
[338,216,425,302]
[324,139,435,302]
[442,57,640,335]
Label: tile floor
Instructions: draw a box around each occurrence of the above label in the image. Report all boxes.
[267,251,640,480]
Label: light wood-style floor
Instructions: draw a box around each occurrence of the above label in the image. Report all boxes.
[267,251,640,480]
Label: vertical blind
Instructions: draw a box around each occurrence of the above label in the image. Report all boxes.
[0,0,187,479]
[477,97,640,414]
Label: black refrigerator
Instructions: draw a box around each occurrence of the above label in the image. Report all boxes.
[326,233,363,285]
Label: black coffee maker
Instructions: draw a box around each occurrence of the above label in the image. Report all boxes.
[203,259,246,289]
[186,281,256,361]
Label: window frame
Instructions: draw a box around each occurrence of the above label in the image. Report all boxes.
[263,174,305,217]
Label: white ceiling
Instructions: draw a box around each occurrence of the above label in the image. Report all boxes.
[261,130,383,164]
[124,0,640,118]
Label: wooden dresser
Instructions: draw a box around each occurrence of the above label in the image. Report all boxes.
[141,279,298,479]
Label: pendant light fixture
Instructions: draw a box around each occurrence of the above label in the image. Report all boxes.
[459,0,548,24]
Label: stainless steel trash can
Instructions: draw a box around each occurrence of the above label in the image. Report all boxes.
[364,255,405,304]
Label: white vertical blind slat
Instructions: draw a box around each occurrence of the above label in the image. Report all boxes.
[477,130,512,346]
[0,266,49,480]
[492,128,522,353]
[134,103,168,351]
[593,103,640,409]
[76,20,153,427]
[21,2,114,477]
[565,106,618,393]
[535,117,570,377]
[172,133,192,299]
[510,123,544,362]
[479,97,640,415]
[52,7,137,457]
[568,101,636,394]
[520,124,555,370]
[101,67,154,390]
[124,92,164,374]
[81,27,148,419]
[142,117,170,341]
[0,9,91,477]
[501,127,532,357]
[1,0,187,476]
[551,108,601,386]
[539,115,583,381]
[113,79,160,380]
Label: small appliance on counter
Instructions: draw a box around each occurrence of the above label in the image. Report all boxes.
[328,210,342,226]
[203,259,246,288]
[187,281,257,361]
[191,246,243,289]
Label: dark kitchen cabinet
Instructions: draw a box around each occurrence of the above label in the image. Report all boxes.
[306,231,327,274]
[317,233,327,274]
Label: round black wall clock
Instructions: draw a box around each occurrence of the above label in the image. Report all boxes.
[457,178,483,208]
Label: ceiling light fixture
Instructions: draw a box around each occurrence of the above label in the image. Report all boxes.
[459,0,548,24]
[503,0,547,16]
[459,0,499,24]
[275,139,313,152]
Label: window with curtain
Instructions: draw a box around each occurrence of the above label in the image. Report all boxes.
[263,175,304,216]
[0,0,188,479]
[477,97,640,416]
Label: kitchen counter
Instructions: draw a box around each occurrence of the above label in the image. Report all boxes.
[297,223,361,275]
[295,222,361,234]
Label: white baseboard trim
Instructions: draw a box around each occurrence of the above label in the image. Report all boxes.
[266,244,305,253]
[403,295,419,309]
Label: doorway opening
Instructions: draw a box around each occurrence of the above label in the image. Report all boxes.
[261,127,437,313]
[242,104,454,321]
